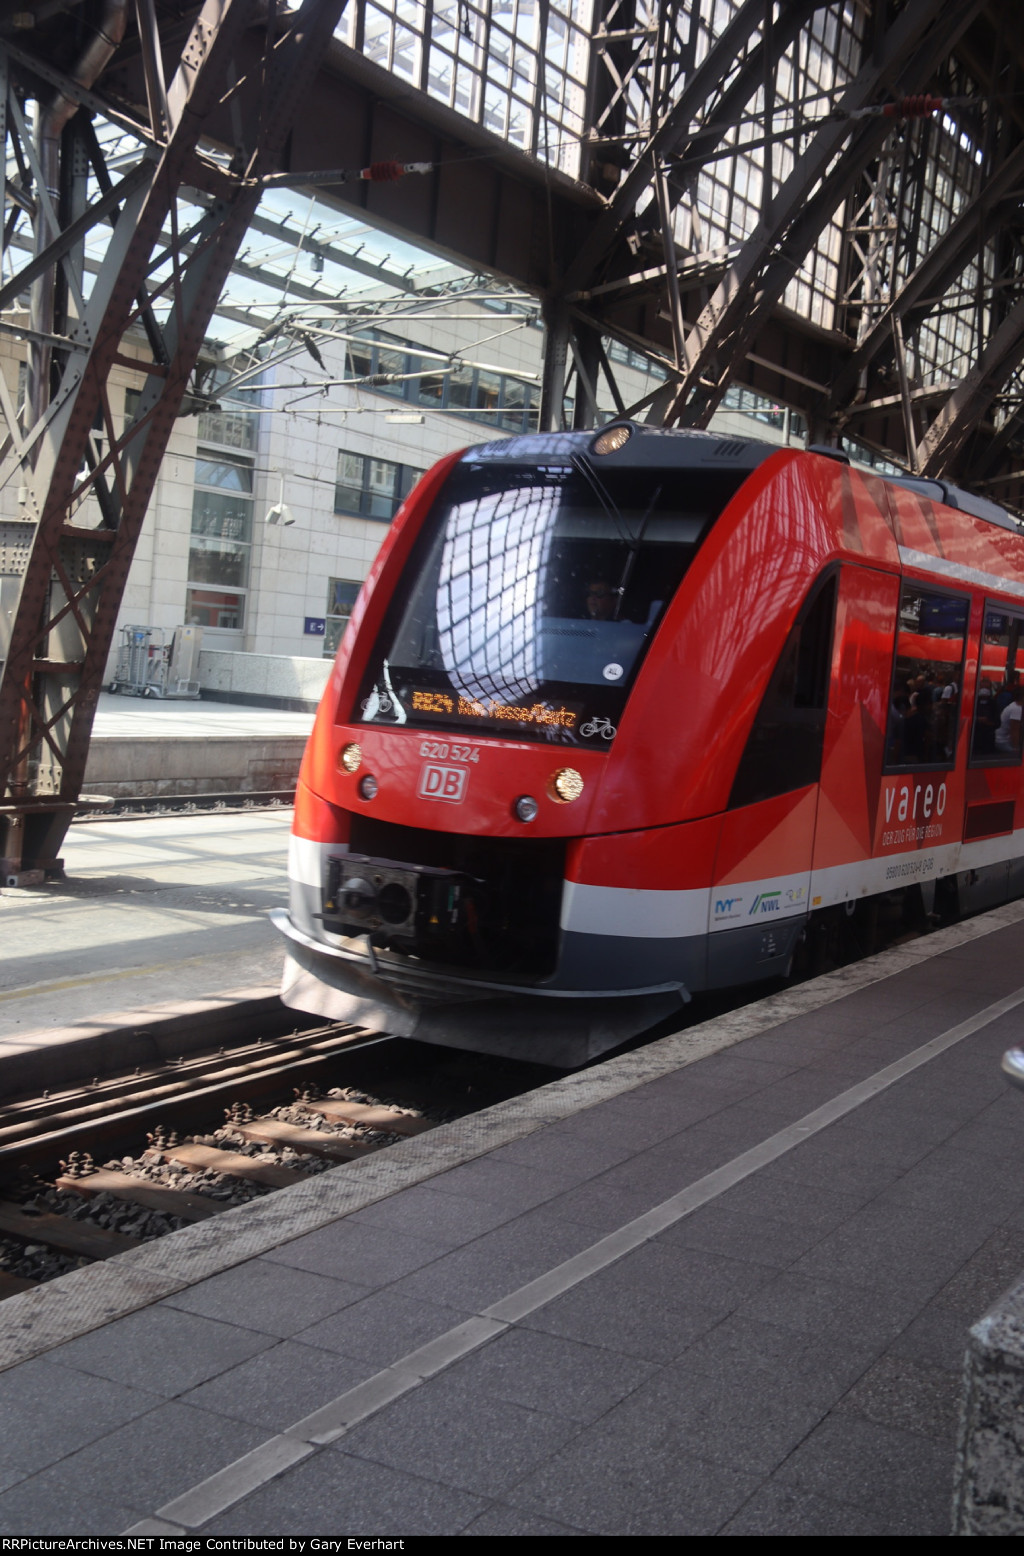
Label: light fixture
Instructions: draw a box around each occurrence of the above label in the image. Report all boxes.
[265,471,295,526]
[592,424,633,455]
[385,412,425,425]
[550,768,584,803]
[338,743,362,773]
[358,774,378,800]
[514,795,539,822]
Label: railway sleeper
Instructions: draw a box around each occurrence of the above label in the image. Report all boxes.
[294,1098,432,1135]
[0,1270,38,1295]
[0,1199,138,1261]
[55,1168,221,1222]
[233,1117,389,1161]
[167,1142,305,1188]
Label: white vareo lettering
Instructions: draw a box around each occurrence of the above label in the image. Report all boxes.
[882,780,949,834]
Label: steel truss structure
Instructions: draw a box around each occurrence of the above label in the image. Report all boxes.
[2,0,1024,875]
[0,0,348,879]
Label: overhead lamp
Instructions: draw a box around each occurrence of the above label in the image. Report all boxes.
[265,471,295,526]
[385,412,425,424]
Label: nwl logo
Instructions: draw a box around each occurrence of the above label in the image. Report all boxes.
[749,892,782,916]
[418,763,468,803]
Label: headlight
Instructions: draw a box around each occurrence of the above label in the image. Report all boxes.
[550,767,584,803]
[358,774,378,800]
[514,795,539,822]
[338,742,362,773]
[592,423,632,455]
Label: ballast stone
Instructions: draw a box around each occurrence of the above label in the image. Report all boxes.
[954,1277,1024,1532]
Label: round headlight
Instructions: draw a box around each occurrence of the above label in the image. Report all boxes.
[550,767,584,803]
[339,742,362,774]
[592,423,632,455]
[514,795,539,823]
[358,774,378,800]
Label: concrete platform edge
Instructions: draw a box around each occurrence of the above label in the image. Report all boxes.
[2,898,1023,1375]
[0,983,286,1098]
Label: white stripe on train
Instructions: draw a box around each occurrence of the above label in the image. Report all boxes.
[288,828,1024,941]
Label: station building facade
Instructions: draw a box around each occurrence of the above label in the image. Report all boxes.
[0,297,808,698]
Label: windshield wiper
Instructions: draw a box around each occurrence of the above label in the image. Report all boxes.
[613,483,662,621]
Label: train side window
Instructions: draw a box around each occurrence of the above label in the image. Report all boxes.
[971,606,1024,765]
[729,573,837,809]
[884,586,969,771]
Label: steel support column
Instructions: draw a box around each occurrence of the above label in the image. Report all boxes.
[659,0,984,427]
[0,0,349,878]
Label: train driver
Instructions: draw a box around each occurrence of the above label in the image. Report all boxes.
[586,581,617,620]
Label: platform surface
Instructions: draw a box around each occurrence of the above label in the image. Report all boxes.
[92,691,316,740]
[0,811,292,1051]
[2,893,1024,1535]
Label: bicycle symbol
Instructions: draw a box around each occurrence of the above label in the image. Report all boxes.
[580,716,616,740]
[360,691,394,715]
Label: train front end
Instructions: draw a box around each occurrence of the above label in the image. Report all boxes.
[272,426,775,1066]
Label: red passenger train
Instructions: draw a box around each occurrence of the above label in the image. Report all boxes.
[271,424,1024,1065]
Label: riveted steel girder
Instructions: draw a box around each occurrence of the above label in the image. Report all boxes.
[0,0,349,874]
[919,296,1024,473]
[829,136,1024,414]
[563,0,775,297]
[659,0,985,426]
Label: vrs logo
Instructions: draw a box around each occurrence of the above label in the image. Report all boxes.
[749,892,782,916]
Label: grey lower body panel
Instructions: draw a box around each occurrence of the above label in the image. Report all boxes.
[273,911,686,1067]
[706,915,806,986]
[274,882,806,1066]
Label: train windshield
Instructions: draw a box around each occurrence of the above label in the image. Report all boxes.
[357,458,747,746]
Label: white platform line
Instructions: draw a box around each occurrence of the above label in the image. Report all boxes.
[123,983,1024,1533]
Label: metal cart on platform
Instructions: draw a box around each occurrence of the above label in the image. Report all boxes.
[107,624,203,698]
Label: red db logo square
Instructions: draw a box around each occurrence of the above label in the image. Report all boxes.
[418,764,468,803]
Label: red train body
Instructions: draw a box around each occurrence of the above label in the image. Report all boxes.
[272,425,1024,1065]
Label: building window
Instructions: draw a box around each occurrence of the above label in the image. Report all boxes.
[344,330,538,432]
[334,451,423,521]
[185,588,244,631]
[196,366,261,451]
[186,449,253,629]
[325,577,361,656]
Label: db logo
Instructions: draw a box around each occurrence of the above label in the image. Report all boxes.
[418,763,468,803]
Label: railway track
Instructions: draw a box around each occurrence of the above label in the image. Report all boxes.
[0,1022,551,1300]
[0,888,942,1301]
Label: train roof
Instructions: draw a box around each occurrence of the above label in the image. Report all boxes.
[461,425,776,475]
[881,473,1021,535]
[462,424,1023,537]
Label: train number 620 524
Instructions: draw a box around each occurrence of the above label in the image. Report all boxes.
[419,741,480,763]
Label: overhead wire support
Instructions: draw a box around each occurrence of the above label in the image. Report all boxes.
[261,161,435,189]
